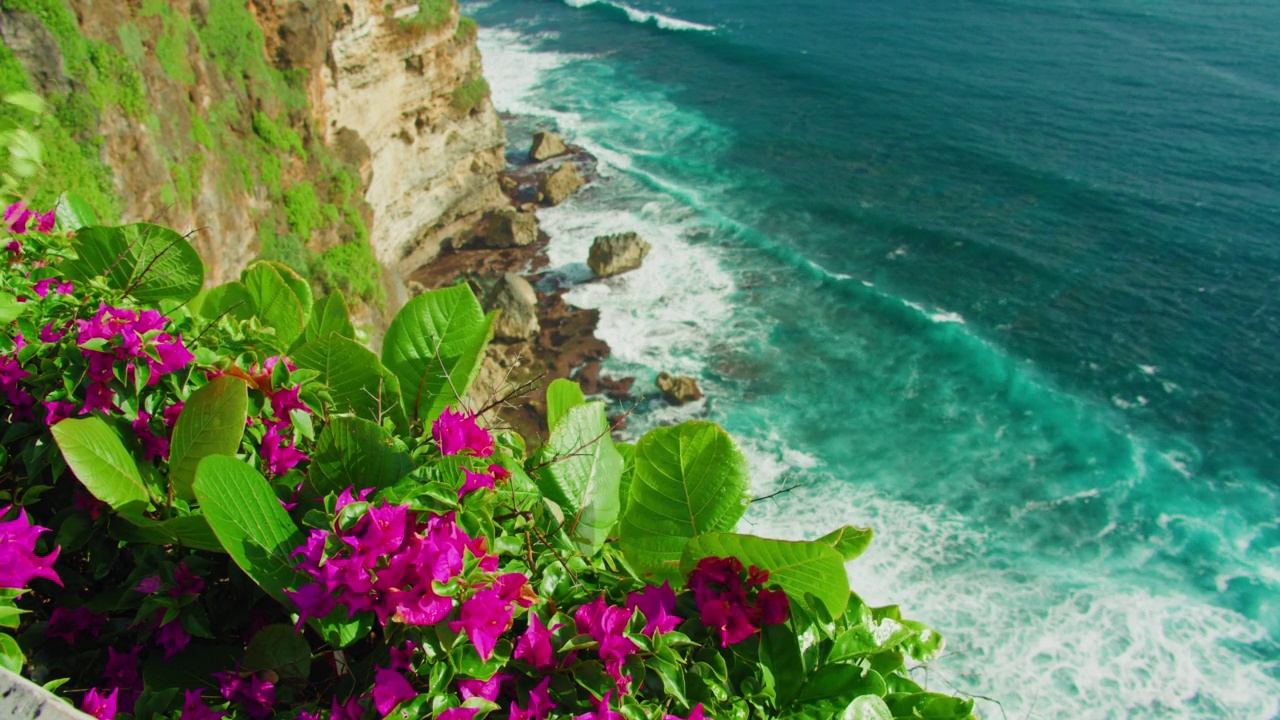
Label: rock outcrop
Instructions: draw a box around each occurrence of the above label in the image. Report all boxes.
[487,272,540,341]
[656,372,703,405]
[478,208,537,248]
[529,130,567,162]
[588,232,651,278]
[538,162,584,206]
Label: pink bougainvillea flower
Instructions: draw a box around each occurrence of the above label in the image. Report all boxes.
[663,705,706,720]
[372,668,417,716]
[284,583,337,630]
[180,689,225,720]
[510,677,556,720]
[147,336,195,382]
[172,563,204,597]
[488,463,510,481]
[296,710,320,720]
[43,399,77,426]
[38,321,65,343]
[214,671,276,720]
[514,613,562,670]
[573,691,624,720]
[626,581,682,636]
[47,606,106,644]
[0,505,61,589]
[5,202,32,234]
[133,411,170,462]
[135,575,162,594]
[432,407,494,458]
[261,424,309,475]
[458,673,510,702]
[754,587,790,626]
[104,646,141,690]
[389,640,418,672]
[458,467,495,498]
[156,618,192,658]
[35,208,55,233]
[449,586,517,661]
[162,401,185,428]
[698,597,757,648]
[329,696,365,720]
[574,597,638,691]
[80,688,118,720]
[438,709,480,720]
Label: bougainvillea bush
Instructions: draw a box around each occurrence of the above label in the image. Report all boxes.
[0,194,977,720]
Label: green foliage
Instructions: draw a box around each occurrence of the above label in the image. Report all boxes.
[64,223,206,303]
[253,111,306,159]
[682,532,851,617]
[283,181,323,238]
[401,0,454,33]
[619,420,751,580]
[291,333,407,431]
[168,376,249,501]
[242,260,308,349]
[546,377,586,430]
[382,283,495,422]
[303,290,355,344]
[318,240,384,306]
[534,401,623,554]
[50,416,155,513]
[450,76,490,114]
[309,417,413,495]
[455,15,478,40]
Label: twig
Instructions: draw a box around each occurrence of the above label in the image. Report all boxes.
[475,373,544,417]
[751,482,804,504]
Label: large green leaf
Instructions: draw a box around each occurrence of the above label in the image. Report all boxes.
[303,291,355,344]
[533,401,622,554]
[243,624,311,681]
[111,515,223,552]
[817,525,874,563]
[51,417,154,513]
[883,693,974,719]
[310,416,413,496]
[193,456,303,603]
[168,376,249,501]
[381,284,494,422]
[263,260,314,320]
[0,292,25,323]
[618,421,750,581]
[64,224,205,303]
[783,666,887,720]
[243,261,306,349]
[56,191,98,232]
[196,282,252,322]
[546,378,585,431]
[681,533,850,617]
[292,333,407,431]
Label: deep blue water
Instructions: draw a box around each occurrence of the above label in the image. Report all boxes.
[465,0,1280,715]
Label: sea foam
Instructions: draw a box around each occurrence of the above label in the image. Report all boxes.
[561,0,717,32]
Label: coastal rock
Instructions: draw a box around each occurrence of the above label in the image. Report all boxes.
[487,273,541,341]
[405,279,427,297]
[479,208,538,248]
[529,130,568,162]
[538,162,584,206]
[656,372,703,405]
[588,232,651,278]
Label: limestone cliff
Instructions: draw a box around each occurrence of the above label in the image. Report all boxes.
[0,0,506,307]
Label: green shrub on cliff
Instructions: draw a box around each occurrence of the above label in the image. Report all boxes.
[452,76,491,114]
[402,0,455,33]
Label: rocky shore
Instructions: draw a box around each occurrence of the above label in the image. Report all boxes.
[405,128,635,440]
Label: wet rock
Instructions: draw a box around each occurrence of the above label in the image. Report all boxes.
[479,208,538,248]
[588,232,651,278]
[537,162,584,206]
[529,130,568,162]
[656,372,703,405]
[487,272,540,341]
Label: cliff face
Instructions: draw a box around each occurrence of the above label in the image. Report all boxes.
[0,0,505,300]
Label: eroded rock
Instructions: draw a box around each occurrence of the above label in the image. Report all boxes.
[588,232,651,278]
[529,130,568,162]
[487,272,540,341]
[479,208,538,248]
[656,372,703,405]
[537,162,584,206]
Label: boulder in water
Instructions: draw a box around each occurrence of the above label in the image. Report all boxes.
[479,208,537,248]
[656,372,702,405]
[487,273,541,342]
[529,130,568,162]
[537,162,584,206]
[588,232,651,278]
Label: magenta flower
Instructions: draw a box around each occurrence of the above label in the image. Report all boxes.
[47,606,105,644]
[0,505,60,589]
[156,618,191,658]
[372,668,417,716]
[261,425,308,475]
[214,671,276,719]
[135,576,162,594]
[387,585,454,626]
[5,202,32,234]
[663,705,706,720]
[38,321,65,343]
[458,673,510,702]
[389,640,418,672]
[32,277,72,298]
[510,677,556,720]
[285,583,337,630]
[514,613,562,670]
[133,412,170,462]
[573,691,624,720]
[43,399,76,426]
[449,586,516,661]
[147,336,195,381]
[698,597,757,648]
[626,581,682,636]
[35,208,54,233]
[104,646,141,689]
[180,689,225,720]
[296,710,320,720]
[330,696,365,720]
[432,407,494,457]
[172,563,204,597]
[162,401,185,428]
[458,467,495,498]
[80,688,118,720]
[755,588,790,626]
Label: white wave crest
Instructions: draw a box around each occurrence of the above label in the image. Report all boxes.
[562,0,717,32]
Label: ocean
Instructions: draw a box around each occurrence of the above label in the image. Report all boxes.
[462,0,1280,716]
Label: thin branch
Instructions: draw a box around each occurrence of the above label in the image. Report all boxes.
[751,482,804,504]
[475,373,544,417]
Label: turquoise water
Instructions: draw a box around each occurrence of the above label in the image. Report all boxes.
[466,0,1280,715]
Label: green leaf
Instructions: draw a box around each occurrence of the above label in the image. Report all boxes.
[292,333,407,431]
[196,282,252,321]
[263,260,314,320]
[243,261,306,349]
[619,421,751,581]
[546,378,585,430]
[761,624,805,708]
[845,696,894,720]
[616,441,635,519]
[169,376,249,501]
[243,624,311,681]
[310,417,413,496]
[64,224,205,303]
[310,605,372,649]
[4,91,45,115]
[111,515,223,552]
[533,401,622,554]
[0,292,24,323]
[56,192,98,232]
[303,291,355,343]
[883,693,974,719]
[817,525,874,562]
[0,632,23,673]
[193,456,304,603]
[0,604,26,629]
[381,283,494,422]
[681,533,850,617]
[51,417,154,513]
[789,665,886,718]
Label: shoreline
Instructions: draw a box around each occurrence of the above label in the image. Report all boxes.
[406,121,635,440]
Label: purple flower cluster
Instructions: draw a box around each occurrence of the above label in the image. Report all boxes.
[574,597,640,693]
[4,201,55,237]
[687,557,790,647]
[433,407,495,458]
[0,505,60,589]
[287,489,535,650]
[134,562,203,657]
[214,670,275,719]
[250,356,310,475]
[75,304,194,415]
[0,350,33,420]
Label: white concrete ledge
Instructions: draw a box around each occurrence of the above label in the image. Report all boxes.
[0,667,94,720]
